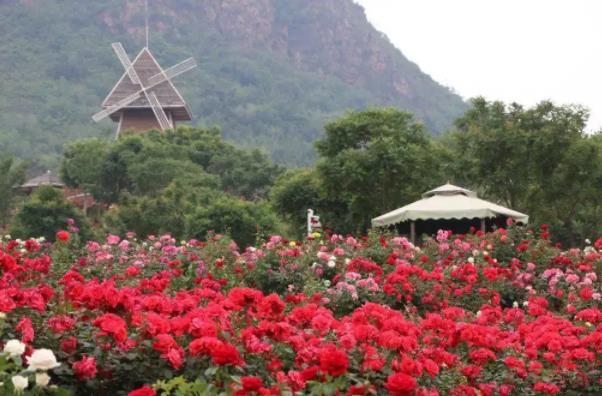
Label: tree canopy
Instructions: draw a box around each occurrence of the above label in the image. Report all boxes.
[447,98,602,245]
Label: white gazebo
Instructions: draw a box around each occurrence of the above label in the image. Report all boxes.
[371,183,528,242]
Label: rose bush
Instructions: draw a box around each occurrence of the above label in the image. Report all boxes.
[0,226,600,395]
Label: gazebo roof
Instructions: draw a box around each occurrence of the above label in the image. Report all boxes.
[371,183,528,227]
[21,170,64,189]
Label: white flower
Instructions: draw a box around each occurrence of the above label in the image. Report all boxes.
[4,234,11,239]
[344,258,351,265]
[27,349,60,371]
[327,260,336,268]
[11,375,28,391]
[35,372,50,387]
[585,239,591,245]
[467,257,474,264]
[0,312,6,319]
[522,301,529,307]
[512,301,519,308]
[3,339,26,357]
[476,310,481,317]
[324,280,331,287]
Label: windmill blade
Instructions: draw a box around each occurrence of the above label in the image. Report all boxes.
[146,57,197,87]
[112,42,141,85]
[146,91,173,131]
[92,91,142,122]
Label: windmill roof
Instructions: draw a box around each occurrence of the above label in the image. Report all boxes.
[102,47,192,121]
[21,170,64,189]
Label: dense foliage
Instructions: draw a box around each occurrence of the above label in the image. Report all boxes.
[61,127,284,246]
[447,98,602,245]
[0,156,27,227]
[272,105,602,245]
[0,0,465,170]
[315,108,445,233]
[10,187,91,242]
[0,225,600,395]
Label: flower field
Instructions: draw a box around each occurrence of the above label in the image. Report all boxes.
[0,226,601,395]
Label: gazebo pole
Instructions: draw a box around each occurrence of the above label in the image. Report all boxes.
[410,221,416,244]
[480,219,486,233]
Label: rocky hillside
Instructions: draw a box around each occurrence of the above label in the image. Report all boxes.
[0,0,466,168]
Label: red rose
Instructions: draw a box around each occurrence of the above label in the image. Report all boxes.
[16,317,34,343]
[128,385,156,396]
[210,342,243,366]
[533,382,560,395]
[594,237,602,249]
[579,287,593,301]
[385,372,417,395]
[318,344,349,377]
[73,355,97,380]
[56,230,70,242]
[92,313,128,342]
[189,337,222,356]
[60,336,78,354]
[241,376,263,392]
[152,334,177,355]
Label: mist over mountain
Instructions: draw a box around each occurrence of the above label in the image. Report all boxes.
[0,0,466,168]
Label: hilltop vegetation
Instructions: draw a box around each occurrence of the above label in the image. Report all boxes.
[0,0,466,170]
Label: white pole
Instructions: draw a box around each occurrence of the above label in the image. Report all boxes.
[307,209,313,237]
[145,0,149,48]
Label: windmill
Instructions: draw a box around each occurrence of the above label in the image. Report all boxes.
[92,42,197,137]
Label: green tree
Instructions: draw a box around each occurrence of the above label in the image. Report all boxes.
[187,195,280,248]
[0,155,27,227]
[315,108,445,233]
[80,127,282,204]
[60,138,110,200]
[448,98,601,244]
[270,168,323,234]
[11,186,91,241]
[105,180,280,247]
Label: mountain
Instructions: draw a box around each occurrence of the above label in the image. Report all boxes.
[0,0,467,168]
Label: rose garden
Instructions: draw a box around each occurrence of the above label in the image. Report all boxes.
[0,223,600,395]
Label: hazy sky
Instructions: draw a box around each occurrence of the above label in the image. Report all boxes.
[356,0,602,131]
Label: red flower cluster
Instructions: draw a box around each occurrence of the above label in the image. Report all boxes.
[0,228,600,395]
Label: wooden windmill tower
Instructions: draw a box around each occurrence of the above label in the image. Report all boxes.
[92,2,197,137]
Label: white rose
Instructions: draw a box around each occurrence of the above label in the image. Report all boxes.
[35,372,50,387]
[512,301,519,308]
[324,280,331,287]
[3,339,26,357]
[27,349,60,371]
[467,257,474,264]
[327,260,336,268]
[11,375,28,391]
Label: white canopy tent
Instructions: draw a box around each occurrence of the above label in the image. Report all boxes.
[371,184,528,241]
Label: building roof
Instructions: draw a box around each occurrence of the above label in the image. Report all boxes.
[371,184,528,227]
[21,170,64,189]
[102,47,192,122]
